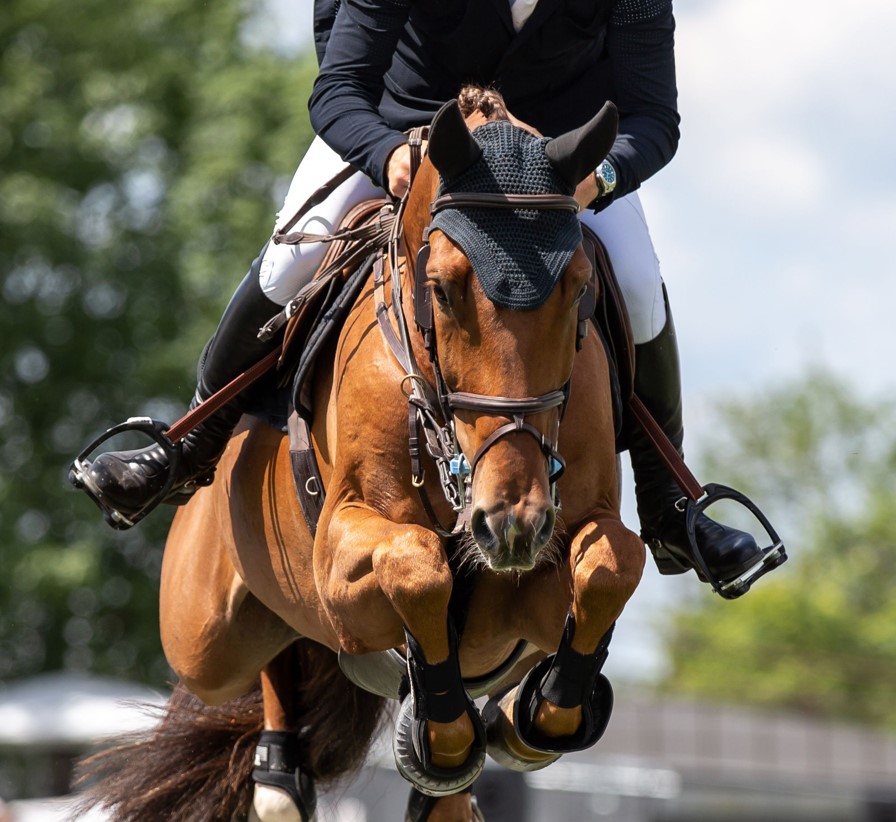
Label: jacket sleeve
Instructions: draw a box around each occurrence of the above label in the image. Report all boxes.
[308,0,413,190]
[597,0,681,210]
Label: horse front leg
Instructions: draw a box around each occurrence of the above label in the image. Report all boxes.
[321,502,485,794]
[534,516,646,733]
[484,515,644,767]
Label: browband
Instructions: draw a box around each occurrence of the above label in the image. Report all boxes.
[431,192,579,216]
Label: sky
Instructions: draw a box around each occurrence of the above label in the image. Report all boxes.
[251,0,896,680]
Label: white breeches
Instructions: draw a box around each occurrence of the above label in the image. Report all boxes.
[258,136,667,344]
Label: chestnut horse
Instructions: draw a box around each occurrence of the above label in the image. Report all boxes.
[85,91,645,822]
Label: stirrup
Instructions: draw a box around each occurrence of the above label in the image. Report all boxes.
[68,417,182,530]
[683,483,787,600]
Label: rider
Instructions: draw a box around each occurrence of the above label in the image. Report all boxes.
[80,0,768,590]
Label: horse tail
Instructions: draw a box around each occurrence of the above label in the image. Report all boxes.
[75,682,263,821]
[76,639,387,822]
[290,638,388,782]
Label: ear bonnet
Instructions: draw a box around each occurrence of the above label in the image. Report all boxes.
[430,120,582,309]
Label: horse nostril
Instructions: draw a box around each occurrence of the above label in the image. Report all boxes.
[471,507,495,550]
[535,506,556,549]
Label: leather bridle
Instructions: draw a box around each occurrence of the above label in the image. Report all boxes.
[374,130,596,533]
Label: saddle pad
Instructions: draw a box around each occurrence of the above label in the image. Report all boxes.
[275,197,391,417]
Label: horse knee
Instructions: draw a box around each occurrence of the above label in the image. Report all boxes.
[574,531,645,613]
[372,541,453,614]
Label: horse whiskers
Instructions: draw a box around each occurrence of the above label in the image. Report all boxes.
[453,515,567,574]
[453,530,490,573]
[533,514,570,571]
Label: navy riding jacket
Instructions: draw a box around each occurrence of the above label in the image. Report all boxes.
[309,0,680,208]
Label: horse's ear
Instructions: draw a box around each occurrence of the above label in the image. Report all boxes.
[544,101,619,188]
[428,100,483,182]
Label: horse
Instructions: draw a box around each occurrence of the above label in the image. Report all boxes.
[79,88,646,822]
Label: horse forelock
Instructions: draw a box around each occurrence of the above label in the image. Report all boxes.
[457,85,510,123]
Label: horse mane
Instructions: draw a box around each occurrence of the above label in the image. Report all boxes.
[456,86,511,122]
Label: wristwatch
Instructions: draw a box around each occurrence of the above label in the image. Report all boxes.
[594,159,617,199]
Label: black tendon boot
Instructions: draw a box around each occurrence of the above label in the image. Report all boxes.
[83,255,282,523]
[629,288,764,585]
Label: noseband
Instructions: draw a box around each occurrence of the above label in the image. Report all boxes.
[445,388,569,486]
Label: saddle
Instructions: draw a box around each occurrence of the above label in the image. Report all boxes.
[272,202,636,537]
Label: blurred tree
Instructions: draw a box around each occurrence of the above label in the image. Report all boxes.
[662,371,896,728]
[0,0,316,684]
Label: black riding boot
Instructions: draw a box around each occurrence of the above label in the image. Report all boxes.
[629,288,764,584]
[84,255,282,521]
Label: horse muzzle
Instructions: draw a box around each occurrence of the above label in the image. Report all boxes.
[470,503,556,571]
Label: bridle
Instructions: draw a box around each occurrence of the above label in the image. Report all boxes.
[374,127,596,534]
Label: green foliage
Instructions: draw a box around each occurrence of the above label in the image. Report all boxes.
[0,0,316,684]
[663,371,896,728]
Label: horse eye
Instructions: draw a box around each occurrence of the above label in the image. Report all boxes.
[575,283,589,303]
[431,284,451,309]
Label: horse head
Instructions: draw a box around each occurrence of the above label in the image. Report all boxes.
[403,92,618,572]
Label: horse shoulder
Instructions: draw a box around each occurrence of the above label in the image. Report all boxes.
[322,284,426,518]
[556,331,622,525]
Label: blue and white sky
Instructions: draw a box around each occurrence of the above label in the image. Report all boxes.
[253,0,896,679]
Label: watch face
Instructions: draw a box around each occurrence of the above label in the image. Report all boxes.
[600,161,616,187]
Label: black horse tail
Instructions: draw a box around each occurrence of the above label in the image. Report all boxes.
[76,639,387,821]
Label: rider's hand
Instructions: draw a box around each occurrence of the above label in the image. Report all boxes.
[386,144,413,198]
[574,172,601,212]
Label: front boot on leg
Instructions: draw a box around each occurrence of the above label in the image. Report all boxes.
[393,625,486,797]
[486,614,614,761]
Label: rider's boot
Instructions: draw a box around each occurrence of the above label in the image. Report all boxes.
[628,288,765,585]
[84,255,282,521]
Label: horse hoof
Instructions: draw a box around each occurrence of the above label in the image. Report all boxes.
[393,694,486,797]
[481,688,560,772]
[249,784,311,822]
[404,786,485,822]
